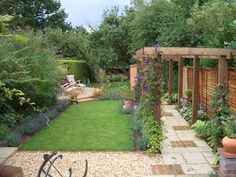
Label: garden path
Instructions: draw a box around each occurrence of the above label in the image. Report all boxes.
[151,104,215,176]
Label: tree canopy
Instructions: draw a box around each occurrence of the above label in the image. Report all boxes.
[0,0,71,30]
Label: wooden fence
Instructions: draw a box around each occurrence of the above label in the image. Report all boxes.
[185,67,236,116]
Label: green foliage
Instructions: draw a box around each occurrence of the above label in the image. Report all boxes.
[108,74,128,82]
[192,120,211,139]
[0,0,71,30]
[0,81,32,128]
[0,124,9,140]
[179,104,192,122]
[0,15,14,34]
[185,89,192,99]
[89,7,133,69]
[224,121,236,139]
[45,28,90,59]
[99,81,130,100]
[162,93,178,104]
[189,0,236,48]
[0,31,63,108]
[3,131,22,147]
[58,60,92,82]
[132,58,165,153]
[192,86,235,150]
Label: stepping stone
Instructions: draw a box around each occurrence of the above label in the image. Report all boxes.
[171,141,197,148]
[151,164,184,175]
[173,126,191,130]
[181,152,208,164]
[162,153,186,164]
[162,112,173,117]
[181,164,213,175]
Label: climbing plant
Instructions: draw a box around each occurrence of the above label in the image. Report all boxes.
[132,56,165,153]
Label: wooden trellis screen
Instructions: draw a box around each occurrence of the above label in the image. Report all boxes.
[186,67,236,116]
[134,47,236,123]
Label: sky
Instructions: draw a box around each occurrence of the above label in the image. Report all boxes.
[60,0,131,28]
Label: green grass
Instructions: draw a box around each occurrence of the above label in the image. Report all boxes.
[20,100,133,151]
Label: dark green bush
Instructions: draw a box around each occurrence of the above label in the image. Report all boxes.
[0,124,9,141]
[4,131,22,147]
[58,60,93,82]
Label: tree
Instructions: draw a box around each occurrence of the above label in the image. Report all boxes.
[188,0,236,48]
[0,0,71,30]
[89,7,133,69]
[45,28,90,60]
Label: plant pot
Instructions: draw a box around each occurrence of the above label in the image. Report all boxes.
[124,99,134,109]
[222,136,236,154]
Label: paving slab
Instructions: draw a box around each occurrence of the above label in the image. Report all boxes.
[0,147,17,164]
[157,105,215,176]
[181,164,213,175]
[182,152,208,164]
[162,153,186,164]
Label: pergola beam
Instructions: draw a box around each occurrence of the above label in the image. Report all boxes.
[141,47,236,59]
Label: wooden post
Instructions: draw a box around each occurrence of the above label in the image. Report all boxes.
[169,60,173,96]
[218,56,228,89]
[153,100,161,122]
[178,57,184,108]
[137,61,141,73]
[163,61,167,92]
[192,56,200,123]
[153,61,161,122]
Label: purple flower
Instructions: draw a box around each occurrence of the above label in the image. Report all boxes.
[144,57,149,65]
[143,84,148,91]
[154,43,161,49]
[180,98,187,104]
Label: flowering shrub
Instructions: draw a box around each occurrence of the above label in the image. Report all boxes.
[132,57,165,153]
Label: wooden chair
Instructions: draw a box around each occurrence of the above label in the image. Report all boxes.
[61,75,86,90]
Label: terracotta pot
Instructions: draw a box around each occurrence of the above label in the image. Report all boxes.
[124,99,134,108]
[0,165,23,177]
[222,136,236,154]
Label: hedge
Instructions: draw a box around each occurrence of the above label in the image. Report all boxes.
[58,60,93,83]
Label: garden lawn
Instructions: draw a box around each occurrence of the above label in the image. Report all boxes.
[20,100,133,151]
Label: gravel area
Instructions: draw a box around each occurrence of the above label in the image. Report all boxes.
[4,151,163,177]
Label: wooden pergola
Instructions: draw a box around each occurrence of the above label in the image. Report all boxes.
[134,47,236,123]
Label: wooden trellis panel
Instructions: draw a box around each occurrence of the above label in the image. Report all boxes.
[228,69,236,113]
[186,67,236,116]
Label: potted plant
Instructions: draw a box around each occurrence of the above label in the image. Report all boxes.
[222,121,236,154]
[123,90,135,109]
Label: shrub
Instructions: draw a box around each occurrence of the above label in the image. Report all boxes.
[0,124,9,141]
[3,131,22,147]
[0,31,63,108]
[58,60,93,82]
[109,74,127,82]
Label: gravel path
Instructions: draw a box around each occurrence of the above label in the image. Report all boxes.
[4,151,163,177]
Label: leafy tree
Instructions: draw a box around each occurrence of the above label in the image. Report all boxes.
[0,0,71,30]
[130,0,192,50]
[89,7,133,69]
[45,28,90,60]
[188,0,236,47]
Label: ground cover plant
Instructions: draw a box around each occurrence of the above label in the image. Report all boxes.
[20,100,133,151]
